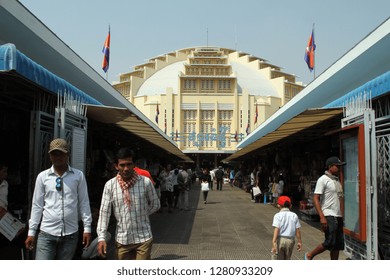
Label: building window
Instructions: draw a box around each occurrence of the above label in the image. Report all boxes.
[218,80,231,90]
[184,79,196,90]
[218,110,232,120]
[201,80,214,90]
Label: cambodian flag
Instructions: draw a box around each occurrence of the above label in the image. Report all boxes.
[254,105,258,124]
[102,28,110,73]
[304,28,316,72]
[155,104,159,123]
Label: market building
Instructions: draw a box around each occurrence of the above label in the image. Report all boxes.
[113,47,304,167]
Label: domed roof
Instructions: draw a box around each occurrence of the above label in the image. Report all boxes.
[137,61,184,96]
[136,49,279,97]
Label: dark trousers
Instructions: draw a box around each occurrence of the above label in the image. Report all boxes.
[216,179,223,190]
[161,191,173,208]
[173,185,180,207]
[202,191,209,201]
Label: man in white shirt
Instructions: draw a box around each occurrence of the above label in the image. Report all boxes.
[304,156,345,260]
[25,138,92,259]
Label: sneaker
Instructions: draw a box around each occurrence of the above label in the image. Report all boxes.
[204,201,207,204]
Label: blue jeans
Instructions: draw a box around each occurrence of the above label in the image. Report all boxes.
[35,231,79,260]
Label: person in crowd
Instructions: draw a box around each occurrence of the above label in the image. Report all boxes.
[304,156,346,260]
[0,161,9,219]
[201,168,211,204]
[134,162,155,184]
[177,166,190,211]
[249,167,258,202]
[134,160,158,200]
[271,196,302,260]
[233,168,243,188]
[158,163,173,213]
[278,173,285,196]
[214,166,224,191]
[170,166,181,209]
[25,138,92,259]
[186,166,194,189]
[229,168,235,186]
[271,177,280,206]
[209,167,215,190]
[96,147,160,260]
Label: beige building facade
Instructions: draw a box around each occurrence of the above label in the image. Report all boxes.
[113,47,304,166]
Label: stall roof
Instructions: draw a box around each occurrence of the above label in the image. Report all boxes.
[223,108,343,162]
[0,43,101,105]
[86,105,193,163]
[325,70,390,108]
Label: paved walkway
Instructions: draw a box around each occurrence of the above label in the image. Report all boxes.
[150,181,347,260]
[0,181,347,260]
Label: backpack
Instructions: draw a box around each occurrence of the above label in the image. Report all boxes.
[215,169,224,180]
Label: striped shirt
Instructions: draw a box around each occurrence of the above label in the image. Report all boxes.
[97,174,160,244]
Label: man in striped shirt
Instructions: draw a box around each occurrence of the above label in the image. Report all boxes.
[96,148,160,260]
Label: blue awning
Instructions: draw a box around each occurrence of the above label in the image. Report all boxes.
[325,70,390,108]
[0,43,101,105]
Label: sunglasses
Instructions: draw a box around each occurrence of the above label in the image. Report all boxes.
[56,177,63,191]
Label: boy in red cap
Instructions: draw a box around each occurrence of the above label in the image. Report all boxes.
[271,196,302,260]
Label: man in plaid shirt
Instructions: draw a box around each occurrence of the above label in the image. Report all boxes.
[96,148,160,260]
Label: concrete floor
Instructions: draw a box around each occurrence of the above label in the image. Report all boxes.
[150,181,348,260]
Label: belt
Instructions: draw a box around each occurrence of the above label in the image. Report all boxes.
[278,236,294,240]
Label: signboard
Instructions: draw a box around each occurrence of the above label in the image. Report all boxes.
[72,127,86,173]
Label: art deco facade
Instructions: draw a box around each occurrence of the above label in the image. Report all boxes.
[113,47,304,165]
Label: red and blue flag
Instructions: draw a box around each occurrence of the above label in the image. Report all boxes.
[155,104,159,123]
[102,28,110,73]
[304,28,316,72]
[254,105,258,124]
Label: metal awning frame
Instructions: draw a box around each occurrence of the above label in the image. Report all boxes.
[224,108,343,162]
[86,105,193,162]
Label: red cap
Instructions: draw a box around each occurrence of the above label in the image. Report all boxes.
[277,196,291,207]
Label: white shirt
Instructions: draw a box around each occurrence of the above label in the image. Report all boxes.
[28,165,92,236]
[210,170,215,180]
[272,208,301,238]
[314,174,342,217]
[170,169,179,186]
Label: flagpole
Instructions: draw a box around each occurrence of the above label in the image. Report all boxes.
[106,25,110,81]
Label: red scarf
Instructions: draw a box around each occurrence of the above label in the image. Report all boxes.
[117,172,138,207]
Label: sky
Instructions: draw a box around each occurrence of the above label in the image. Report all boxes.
[19,0,390,86]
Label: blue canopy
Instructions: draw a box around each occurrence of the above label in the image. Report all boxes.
[0,43,101,105]
[325,70,390,108]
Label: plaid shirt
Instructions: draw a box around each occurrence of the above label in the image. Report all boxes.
[97,174,160,244]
